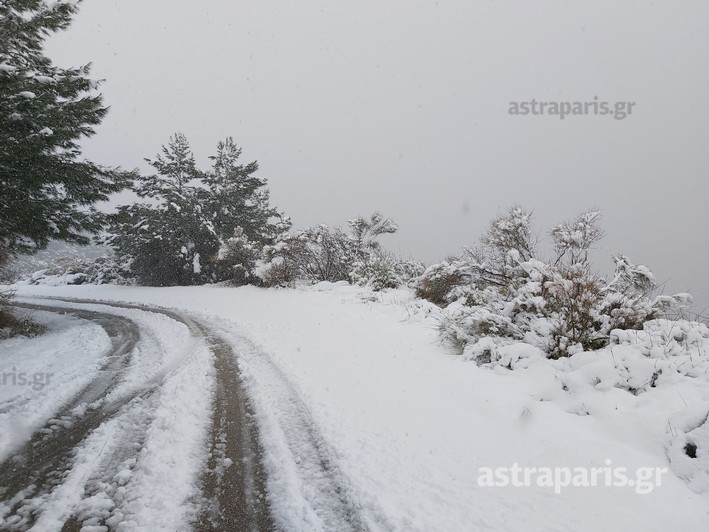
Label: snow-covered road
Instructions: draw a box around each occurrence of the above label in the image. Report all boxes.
[0,295,371,531]
[0,303,140,526]
[1,298,271,531]
[2,284,709,531]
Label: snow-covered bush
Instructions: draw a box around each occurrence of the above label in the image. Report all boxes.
[0,306,45,339]
[422,207,690,359]
[480,205,536,263]
[391,258,427,287]
[353,254,425,291]
[294,224,354,283]
[213,227,260,286]
[0,284,15,338]
[254,237,301,287]
[0,283,44,339]
[416,260,476,305]
[254,224,355,286]
[439,302,521,354]
[611,318,709,363]
[351,251,403,291]
[22,254,132,286]
[255,212,405,289]
[543,264,606,357]
[598,254,661,330]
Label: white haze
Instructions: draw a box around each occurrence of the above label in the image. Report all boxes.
[46,0,709,310]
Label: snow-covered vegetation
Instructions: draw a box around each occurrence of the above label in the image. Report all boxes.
[15,209,419,292]
[93,134,418,291]
[102,133,288,287]
[416,206,693,359]
[2,1,708,529]
[255,212,423,289]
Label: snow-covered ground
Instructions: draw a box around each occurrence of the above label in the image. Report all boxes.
[0,309,111,462]
[1,300,214,530]
[3,282,709,531]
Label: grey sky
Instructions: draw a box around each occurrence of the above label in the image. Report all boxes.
[47,0,709,310]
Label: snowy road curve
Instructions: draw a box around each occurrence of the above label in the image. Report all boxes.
[0,298,359,531]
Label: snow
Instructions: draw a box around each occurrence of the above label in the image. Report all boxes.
[17,91,35,99]
[5,282,709,530]
[32,75,56,84]
[1,300,214,530]
[0,309,111,462]
[20,268,88,286]
[192,252,201,274]
[47,0,79,11]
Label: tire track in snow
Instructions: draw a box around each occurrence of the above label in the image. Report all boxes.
[3,296,369,531]
[7,297,275,531]
[65,300,370,531]
[191,320,273,532]
[0,303,141,528]
[59,301,275,531]
[205,317,371,532]
[0,300,194,530]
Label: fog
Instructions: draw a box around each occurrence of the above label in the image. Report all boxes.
[47,0,709,310]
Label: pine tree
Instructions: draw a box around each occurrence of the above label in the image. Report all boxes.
[106,133,219,286]
[106,134,288,286]
[140,131,201,201]
[0,0,124,260]
[204,137,282,243]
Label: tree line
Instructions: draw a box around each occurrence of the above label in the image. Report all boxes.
[1,1,417,291]
[1,1,692,357]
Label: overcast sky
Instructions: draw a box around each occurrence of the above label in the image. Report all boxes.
[47,0,709,310]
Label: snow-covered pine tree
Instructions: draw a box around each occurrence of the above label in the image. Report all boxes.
[106,133,219,286]
[0,0,125,260]
[204,137,283,244]
[140,131,200,201]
